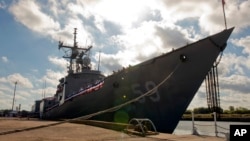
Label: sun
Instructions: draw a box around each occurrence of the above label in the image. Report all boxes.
[95,0,147,26]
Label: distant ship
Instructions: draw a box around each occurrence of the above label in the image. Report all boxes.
[32,27,234,133]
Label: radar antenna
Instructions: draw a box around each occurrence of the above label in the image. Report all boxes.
[58,28,92,74]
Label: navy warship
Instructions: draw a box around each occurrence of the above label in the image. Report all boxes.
[32,27,234,133]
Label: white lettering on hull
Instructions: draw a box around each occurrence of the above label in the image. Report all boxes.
[131,81,160,103]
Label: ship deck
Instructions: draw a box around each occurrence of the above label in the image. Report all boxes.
[0,117,226,141]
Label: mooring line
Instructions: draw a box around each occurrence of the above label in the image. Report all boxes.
[0,121,65,135]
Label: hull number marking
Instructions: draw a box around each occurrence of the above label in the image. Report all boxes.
[131,81,160,103]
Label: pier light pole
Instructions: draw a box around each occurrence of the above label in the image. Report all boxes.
[11,81,18,111]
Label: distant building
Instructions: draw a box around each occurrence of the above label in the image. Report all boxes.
[0,110,3,117]
[40,97,56,118]
[31,100,42,117]
[31,100,42,113]
[9,110,18,117]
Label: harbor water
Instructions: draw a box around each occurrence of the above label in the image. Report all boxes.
[173,120,250,137]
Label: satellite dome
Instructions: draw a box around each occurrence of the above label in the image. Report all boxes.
[83,57,91,66]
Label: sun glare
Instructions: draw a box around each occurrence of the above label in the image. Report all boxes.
[96,0,146,26]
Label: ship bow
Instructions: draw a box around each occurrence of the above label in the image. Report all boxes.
[210,27,234,51]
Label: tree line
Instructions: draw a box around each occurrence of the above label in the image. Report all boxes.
[185,106,250,114]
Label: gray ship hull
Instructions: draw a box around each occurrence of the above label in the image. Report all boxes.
[43,28,234,133]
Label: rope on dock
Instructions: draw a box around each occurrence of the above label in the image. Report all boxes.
[0,62,181,136]
[0,122,65,136]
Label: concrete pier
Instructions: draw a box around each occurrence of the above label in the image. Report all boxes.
[0,118,226,141]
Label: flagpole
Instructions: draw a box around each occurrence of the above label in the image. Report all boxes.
[222,0,227,29]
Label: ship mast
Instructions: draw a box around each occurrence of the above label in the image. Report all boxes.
[58,28,92,74]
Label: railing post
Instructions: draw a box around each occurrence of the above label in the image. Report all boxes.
[192,110,194,133]
[192,110,199,135]
[213,112,218,137]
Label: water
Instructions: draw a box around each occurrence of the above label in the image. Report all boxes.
[173,120,250,137]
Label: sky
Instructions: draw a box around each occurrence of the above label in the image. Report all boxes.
[0,0,250,111]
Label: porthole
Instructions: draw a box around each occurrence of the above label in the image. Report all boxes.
[180,54,188,62]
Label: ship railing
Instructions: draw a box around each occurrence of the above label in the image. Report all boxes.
[45,80,104,112]
[191,111,230,141]
[64,80,104,102]
[46,103,59,111]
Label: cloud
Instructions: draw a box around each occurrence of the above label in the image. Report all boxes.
[160,0,210,20]
[96,53,123,75]
[137,9,163,23]
[48,56,68,69]
[0,93,12,110]
[42,57,66,88]
[1,56,8,63]
[226,0,250,32]
[0,83,11,93]
[218,53,246,76]
[94,0,150,27]
[95,22,163,75]
[4,0,250,111]
[189,73,250,110]
[42,69,65,86]
[200,0,250,33]
[0,0,6,9]
[219,51,250,78]
[100,22,194,75]
[7,73,33,88]
[0,77,7,82]
[29,86,56,99]
[1,70,64,110]
[155,25,190,49]
[9,0,60,35]
[220,92,250,109]
[7,0,215,76]
[159,0,250,34]
[220,74,250,94]
[232,36,250,55]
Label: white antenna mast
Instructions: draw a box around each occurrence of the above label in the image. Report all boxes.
[42,80,46,98]
[97,51,101,71]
